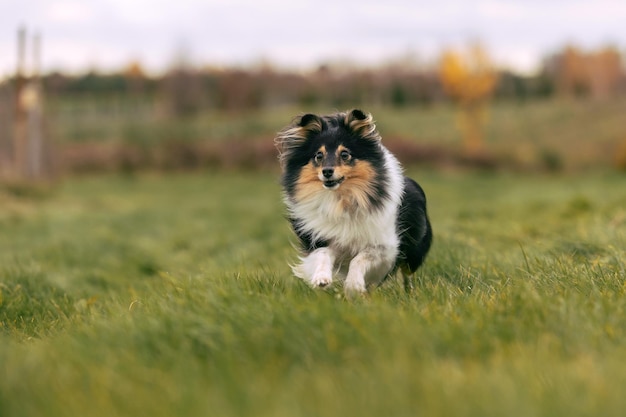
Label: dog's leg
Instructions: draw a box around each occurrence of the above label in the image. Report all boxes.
[403,271,414,294]
[345,245,395,294]
[293,247,335,288]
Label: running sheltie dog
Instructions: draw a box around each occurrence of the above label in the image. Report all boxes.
[275,109,432,294]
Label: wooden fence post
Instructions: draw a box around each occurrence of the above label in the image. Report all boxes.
[13,26,27,178]
[10,26,47,181]
[27,32,44,178]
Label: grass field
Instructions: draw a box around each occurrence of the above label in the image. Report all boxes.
[1,169,626,416]
[49,97,626,171]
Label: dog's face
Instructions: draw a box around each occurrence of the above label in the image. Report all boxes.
[308,143,356,190]
[276,109,389,208]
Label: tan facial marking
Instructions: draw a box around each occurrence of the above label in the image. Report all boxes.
[335,160,377,211]
[295,161,325,201]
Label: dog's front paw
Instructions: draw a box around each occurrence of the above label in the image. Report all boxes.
[292,248,335,289]
[310,273,332,288]
[344,278,366,295]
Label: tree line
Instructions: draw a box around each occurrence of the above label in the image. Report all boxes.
[32,44,624,117]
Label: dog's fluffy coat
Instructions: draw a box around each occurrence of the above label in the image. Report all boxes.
[276,109,432,294]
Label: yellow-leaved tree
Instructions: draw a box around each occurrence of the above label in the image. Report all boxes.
[439,43,498,155]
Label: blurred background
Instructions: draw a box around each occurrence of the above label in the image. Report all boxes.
[1,0,626,179]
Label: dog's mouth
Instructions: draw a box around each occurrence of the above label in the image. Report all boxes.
[322,177,345,190]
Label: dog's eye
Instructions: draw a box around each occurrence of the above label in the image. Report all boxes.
[340,150,351,161]
[314,151,324,163]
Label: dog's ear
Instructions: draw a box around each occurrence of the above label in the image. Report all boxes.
[344,109,379,141]
[275,113,323,170]
[346,109,368,122]
[298,113,322,129]
[294,113,323,137]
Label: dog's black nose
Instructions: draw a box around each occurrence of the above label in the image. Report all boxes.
[322,168,334,178]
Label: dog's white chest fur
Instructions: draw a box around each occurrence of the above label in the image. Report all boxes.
[289,190,400,255]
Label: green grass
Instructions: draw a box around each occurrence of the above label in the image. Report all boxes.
[1,170,625,417]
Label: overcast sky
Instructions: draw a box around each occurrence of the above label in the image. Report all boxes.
[1,0,626,78]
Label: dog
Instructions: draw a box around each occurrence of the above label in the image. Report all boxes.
[275,109,432,294]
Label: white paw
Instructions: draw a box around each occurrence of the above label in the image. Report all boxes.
[344,278,366,294]
[292,248,336,289]
[310,273,332,288]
